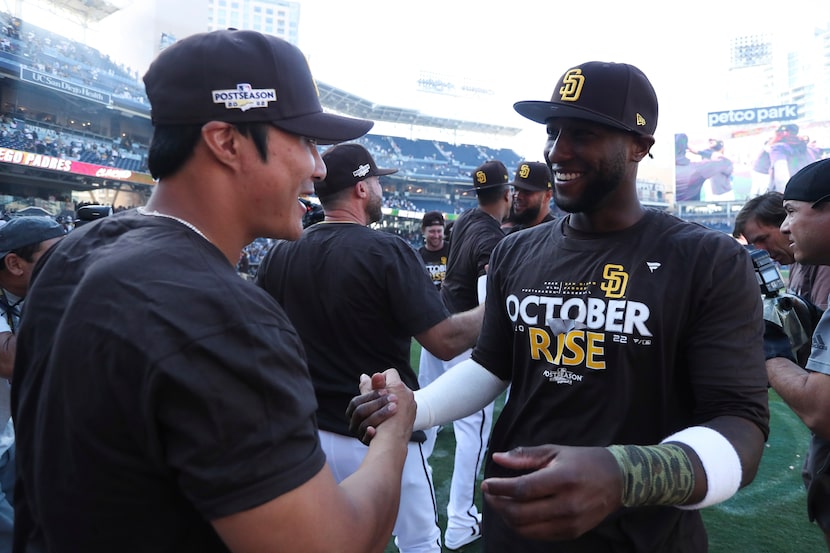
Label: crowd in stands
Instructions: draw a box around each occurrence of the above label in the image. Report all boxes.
[0,11,682,229]
[0,114,148,172]
[1,12,147,105]
[686,218,734,234]
[382,194,418,211]
[0,10,539,215]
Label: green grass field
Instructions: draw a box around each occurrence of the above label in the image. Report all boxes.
[385,343,827,552]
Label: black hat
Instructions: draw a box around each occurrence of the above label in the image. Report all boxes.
[143,29,373,145]
[510,162,552,192]
[0,216,65,258]
[421,211,445,230]
[783,158,830,205]
[513,61,658,136]
[315,143,397,197]
[472,160,510,190]
[776,123,799,135]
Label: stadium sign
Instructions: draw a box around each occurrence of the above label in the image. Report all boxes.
[0,147,154,186]
[20,67,111,106]
[708,104,798,127]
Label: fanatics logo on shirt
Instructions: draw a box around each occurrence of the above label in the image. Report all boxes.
[212,83,276,112]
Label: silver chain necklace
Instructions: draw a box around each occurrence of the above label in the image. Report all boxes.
[137,207,208,241]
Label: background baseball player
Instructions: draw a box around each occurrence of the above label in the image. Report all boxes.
[418,160,511,550]
[256,143,485,553]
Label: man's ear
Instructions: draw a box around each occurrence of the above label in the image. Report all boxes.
[3,254,24,277]
[201,121,242,169]
[355,180,369,199]
[631,134,656,162]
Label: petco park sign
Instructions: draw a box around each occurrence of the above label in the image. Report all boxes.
[708,104,798,127]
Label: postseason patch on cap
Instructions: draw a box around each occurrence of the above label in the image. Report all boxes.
[143,29,373,144]
[212,83,276,112]
[353,164,372,178]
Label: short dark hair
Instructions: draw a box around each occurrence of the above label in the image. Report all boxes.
[147,122,270,180]
[0,242,42,271]
[316,185,352,211]
[733,192,785,238]
[476,184,509,206]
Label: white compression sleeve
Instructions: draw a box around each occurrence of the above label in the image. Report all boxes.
[477,274,487,304]
[413,357,508,431]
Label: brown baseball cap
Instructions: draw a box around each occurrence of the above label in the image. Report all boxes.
[143,29,373,145]
[315,143,398,197]
[510,162,552,192]
[514,61,658,136]
[472,160,510,190]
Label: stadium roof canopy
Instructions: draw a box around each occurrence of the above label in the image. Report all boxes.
[36,0,130,23]
[317,82,522,138]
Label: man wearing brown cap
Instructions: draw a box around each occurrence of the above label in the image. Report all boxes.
[352,62,768,552]
[256,143,484,553]
[505,161,555,233]
[12,30,416,553]
[765,158,830,549]
[0,215,64,552]
[418,211,449,290]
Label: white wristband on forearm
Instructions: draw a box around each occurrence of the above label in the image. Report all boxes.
[662,426,742,510]
[413,357,507,431]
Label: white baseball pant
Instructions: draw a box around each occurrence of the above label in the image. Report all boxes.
[418,348,494,536]
[319,429,441,553]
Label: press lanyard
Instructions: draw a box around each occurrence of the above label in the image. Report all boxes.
[0,289,21,335]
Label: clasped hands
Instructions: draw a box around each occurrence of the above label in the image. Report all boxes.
[346,372,624,541]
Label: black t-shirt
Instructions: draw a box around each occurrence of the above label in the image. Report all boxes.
[12,210,325,553]
[418,241,450,289]
[441,208,505,313]
[473,210,770,553]
[256,222,449,437]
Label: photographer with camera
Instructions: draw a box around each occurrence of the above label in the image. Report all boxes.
[734,191,830,311]
[764,158,830,550]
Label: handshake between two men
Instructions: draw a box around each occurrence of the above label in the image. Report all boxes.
[347,370,627,543]
[346,369,729,545]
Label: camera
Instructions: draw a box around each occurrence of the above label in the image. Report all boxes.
[299,198,324,228]
[749,248,785,298]
[74,204,113,227]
